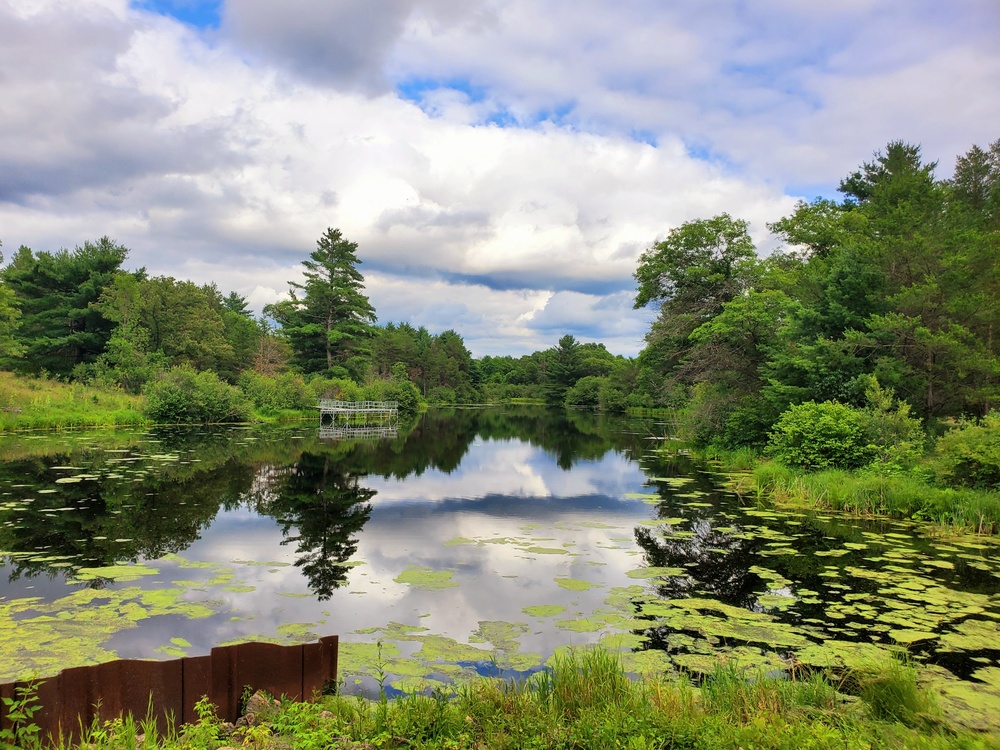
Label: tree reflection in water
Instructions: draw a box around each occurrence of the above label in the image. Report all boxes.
[634,521,763,608]
[268,453,374,600]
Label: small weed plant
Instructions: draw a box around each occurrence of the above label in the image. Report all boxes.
[0,681,41,750]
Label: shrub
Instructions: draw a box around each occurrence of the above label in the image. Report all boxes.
[426,386,457,406]
[598,384,627,412]
[767,379,925,473]
[238,372,312,413]
[767,401,873,471]
[565,376,604,407]
[308,377,362,401]
[855,377,924,473]
[362,378,422,417]
[933,411,1000,491]
[304,375,423,416]
[719,399,778,449]
[143,366,252,424]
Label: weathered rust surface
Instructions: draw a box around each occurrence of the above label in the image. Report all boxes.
[0,636,339,745]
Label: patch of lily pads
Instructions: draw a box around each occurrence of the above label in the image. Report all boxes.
[394,566,459,590]
[338,619,544,693]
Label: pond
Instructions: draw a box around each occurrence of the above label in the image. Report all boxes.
[1,407,999,727]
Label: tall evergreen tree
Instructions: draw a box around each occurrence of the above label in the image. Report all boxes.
[544,334,583,406]
[266,228,376,378]
[0,242,23,359]
[1,237,128,375]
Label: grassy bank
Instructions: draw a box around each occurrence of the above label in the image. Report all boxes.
[0,371,146,431]
[17,649,996,749]
[698,446,1000,534]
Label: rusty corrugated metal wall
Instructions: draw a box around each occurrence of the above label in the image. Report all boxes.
[0,635,338,744]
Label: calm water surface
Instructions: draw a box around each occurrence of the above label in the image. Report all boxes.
[1,407,999,720]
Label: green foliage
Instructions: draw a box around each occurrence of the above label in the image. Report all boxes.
[544,334,583,406]
[933,412,1000,491]
[767,379,924,473]
[598,382,627,412]
[767,401,875,471]
[0,680,41,750]
[265,228,376,376]
[142,366,252,424]
[238,371,313,413]
[633,138,1000,449]
[633,213,760,315]
[426,385,457,405]
[750,461,1000,532]
[361,322,484,403]
[307,375,423,416]
[0,244,22,360]
[856,657,937,727]
[0,371,145,431]
[565,375,604,407]
[856,377,925,473]
[365,377,422,416]
[1,237,128,375]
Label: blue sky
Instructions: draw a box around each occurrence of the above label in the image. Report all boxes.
[132,0,222,27]
[1,0,998,356]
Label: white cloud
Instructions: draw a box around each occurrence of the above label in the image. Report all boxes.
[1,0,995,355]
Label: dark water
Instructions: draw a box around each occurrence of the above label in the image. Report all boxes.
[1,407,998,715]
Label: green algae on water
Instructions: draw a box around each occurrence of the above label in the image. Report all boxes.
[73,564,159,582]
[394,565,459,589]
[555,577,598,591]
[522,604,566,618]
[625,566,683,579]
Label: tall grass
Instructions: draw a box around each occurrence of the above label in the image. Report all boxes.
[752,461,1000,533]
[35,649,990,749]
[0,371,146,431]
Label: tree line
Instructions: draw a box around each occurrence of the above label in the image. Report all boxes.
[630,139,1000,451]
[0,228,634,417]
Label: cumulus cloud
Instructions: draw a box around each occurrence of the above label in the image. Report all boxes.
[390,0,1000,187]
[221,0,482,93]
[1,0,995,355]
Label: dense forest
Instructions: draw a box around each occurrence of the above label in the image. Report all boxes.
[0,139,998,461]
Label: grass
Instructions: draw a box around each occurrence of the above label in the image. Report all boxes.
[19,649,997,749]
[0,371,146,431]
[699,445,1000,535]
[749,461,1000,534]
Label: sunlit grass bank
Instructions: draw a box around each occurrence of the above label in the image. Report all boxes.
[22,649,996,750]
[750,463,1000,533]
[0,371,146,431]
[697,445,1000,534]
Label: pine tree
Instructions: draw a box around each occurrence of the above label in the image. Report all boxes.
[266,228,377,377]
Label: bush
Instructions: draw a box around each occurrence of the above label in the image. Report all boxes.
[238,371,313,413]
[855,378,924,473]
[427,386,457,406]
[362,378,422,417]
[719,399,778,449]
[598,384,627,412]
[304,375,423,416]
[767,401,874,471]
[565,376,604,407]
[308,377,362,401]
[767,379,925,473]
[143,366,252,424]
[933,411,1000,490]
